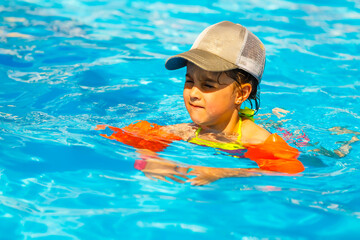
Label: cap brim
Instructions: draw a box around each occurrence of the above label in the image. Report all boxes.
[165,49,238,72]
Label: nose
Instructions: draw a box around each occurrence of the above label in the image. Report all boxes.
[189,86,201,101]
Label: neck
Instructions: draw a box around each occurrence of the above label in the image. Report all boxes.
[200,111,240,134]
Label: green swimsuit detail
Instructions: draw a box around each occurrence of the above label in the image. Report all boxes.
[188,108,255,150]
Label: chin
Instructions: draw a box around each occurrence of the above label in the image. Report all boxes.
[187,109,213,126]
[190,116,209,126]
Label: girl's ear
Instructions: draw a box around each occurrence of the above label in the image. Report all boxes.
[235,83,252,104]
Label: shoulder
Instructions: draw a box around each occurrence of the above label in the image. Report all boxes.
[161,123,198,141]
[241,118,271,144]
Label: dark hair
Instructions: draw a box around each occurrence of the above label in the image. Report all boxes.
[224,69,260,112]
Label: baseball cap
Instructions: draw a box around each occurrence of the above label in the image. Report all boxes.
[165,21,266,82]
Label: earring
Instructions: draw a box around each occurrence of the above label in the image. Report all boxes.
[236,100,241,104]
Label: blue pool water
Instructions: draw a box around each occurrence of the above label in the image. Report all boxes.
[0,0,360,239]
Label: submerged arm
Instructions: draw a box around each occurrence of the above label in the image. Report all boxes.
[135,149,190,183]
[186,166,263,186]
[134,154,263,186]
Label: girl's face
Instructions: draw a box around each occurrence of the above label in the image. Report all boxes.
[183,63,240,130]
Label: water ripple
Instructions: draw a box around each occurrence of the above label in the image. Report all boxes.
[0,0,359,238]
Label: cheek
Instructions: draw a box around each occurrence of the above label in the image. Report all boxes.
[205,94,235,115]
[183,89,188,101]
[183,89,191,108]
[205,96,222,112]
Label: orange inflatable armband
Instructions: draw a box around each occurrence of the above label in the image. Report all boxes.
[96,121,181,152]
[244,134,305,174]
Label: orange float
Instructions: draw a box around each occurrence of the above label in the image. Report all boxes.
[96,121,181,152]
[244,133,304,174]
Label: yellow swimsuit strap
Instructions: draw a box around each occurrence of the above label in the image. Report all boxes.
[189,108,255,150]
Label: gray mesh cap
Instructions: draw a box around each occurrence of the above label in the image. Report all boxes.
[165,21,266,82]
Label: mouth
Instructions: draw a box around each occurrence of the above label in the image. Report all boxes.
[189,103,204,109]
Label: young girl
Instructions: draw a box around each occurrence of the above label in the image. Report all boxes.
[97,21,304,185]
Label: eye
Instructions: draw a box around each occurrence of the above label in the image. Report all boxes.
[203,81,216,88]
[185,78,194,84]
[204,84,215,88]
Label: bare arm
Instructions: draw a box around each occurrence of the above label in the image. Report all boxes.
[186,166,263,186]
[135,149,190,183]
[160,123,197,141]
[135,151,268,186]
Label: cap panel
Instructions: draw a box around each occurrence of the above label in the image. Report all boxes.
[191,25,212,49]
[194,22,246,65]
[236,31,266,81]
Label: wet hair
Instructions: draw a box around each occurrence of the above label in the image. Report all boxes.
[224,69,260,112]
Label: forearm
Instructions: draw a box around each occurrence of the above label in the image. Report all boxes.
[187,166,262,185]
[215,167,261,178]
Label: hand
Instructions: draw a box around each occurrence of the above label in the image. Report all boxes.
[187,166,260,186]
[135,158,190,184]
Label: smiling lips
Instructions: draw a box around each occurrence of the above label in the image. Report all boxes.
[189,103,204,109]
